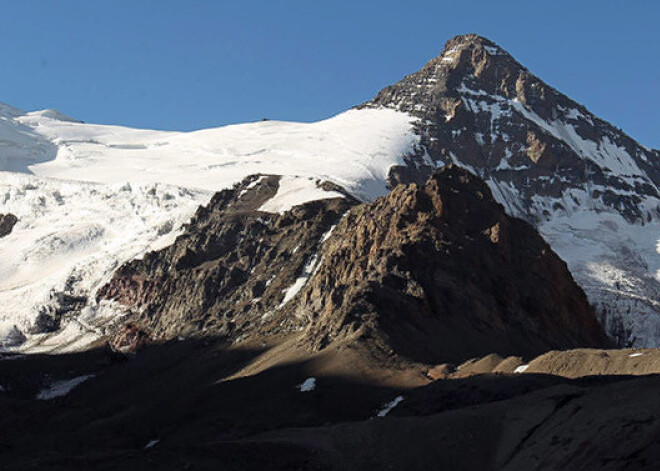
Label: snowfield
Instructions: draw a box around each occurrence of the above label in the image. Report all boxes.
[538,209,660,347]
[14,107,419,201]
[0,172,205,351]
[0,105,420,351]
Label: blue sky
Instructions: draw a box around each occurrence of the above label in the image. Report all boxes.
[1,1,658,147]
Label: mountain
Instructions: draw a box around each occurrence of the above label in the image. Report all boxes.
[0,105,419,350]
[2,33,660,471]
[0,169,624,471]
[1,34,659,351]
[361,34,660,346]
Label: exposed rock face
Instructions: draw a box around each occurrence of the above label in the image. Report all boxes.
[101,168,608,364]
[109,323,149,355]
[29,292,88,334]
[0,213,17,238]
[98,175,356,340]
[296,166,609,363]
[363,34,660,225]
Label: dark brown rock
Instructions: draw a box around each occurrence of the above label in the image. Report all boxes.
[296,166,610,363]
[99,169,608,364]
[0,213,17,238]
[109,323,150,355]
[98,175,356,341]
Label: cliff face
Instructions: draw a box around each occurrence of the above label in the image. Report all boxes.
[98,175,356,341]
[100,168,608,364]
[296,166,609,363]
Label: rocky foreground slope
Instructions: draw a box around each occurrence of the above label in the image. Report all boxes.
[1,332,659,470]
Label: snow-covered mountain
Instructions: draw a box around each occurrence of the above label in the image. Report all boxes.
[0,105,420,350]
[1,33,659,350]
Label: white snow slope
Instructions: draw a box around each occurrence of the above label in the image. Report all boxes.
[0,105,420,351]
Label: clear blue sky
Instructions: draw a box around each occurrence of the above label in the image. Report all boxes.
[1,1,658,148]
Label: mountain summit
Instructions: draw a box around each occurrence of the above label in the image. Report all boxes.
[365,34,660,224]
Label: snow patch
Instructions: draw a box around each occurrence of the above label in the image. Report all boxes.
[377,395,404,417]
[36,374,94,400]
[278,255,319,308]
[298,377,316,392]
[144,439,160,449]
[320,224,337,243]
[483,45,501,55]
[239,175,267,198]
[258,176,343,214]
[514,364,529,373]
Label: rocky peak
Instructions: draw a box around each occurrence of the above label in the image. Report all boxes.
[295,166,609,363]
[362,35,660,225]
[367,34,527,118]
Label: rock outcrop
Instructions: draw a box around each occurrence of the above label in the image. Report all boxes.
[0,213,17,238]
[296,166,609,363]
[98,175,356,340]
[100,168,609,364]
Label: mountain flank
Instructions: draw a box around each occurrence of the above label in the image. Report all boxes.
[99,167,609,365]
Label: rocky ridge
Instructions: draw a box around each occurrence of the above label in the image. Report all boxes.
[365,34,660,224]
[100,167,609,364]
[296,166,609,362]
[98,175,357,341]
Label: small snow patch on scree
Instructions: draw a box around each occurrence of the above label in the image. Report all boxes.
[377,395,404,417]
[239,175,267,198]
[629,352,644,358]
[320,224,337,243]
[144,439,160,449]
[514,364,529,373]
[298,377,316,392]
[278,254,320,308]
[36,374,94,400]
